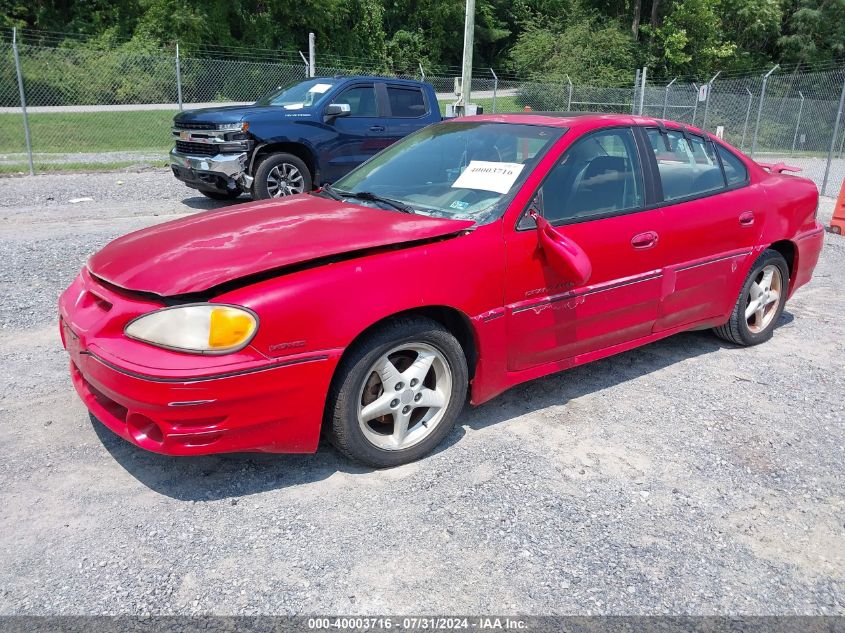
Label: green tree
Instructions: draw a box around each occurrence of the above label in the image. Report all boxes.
[509,13,637,84]
[646,0,736,77]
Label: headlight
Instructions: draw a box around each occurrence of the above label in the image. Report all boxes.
[216,122,249,132]
[125,304,258,354]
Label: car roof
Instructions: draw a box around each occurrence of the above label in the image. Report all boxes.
[314,75,426,86]
[451,112,709,136]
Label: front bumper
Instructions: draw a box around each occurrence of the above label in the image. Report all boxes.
[59,270,340,456]
[169,149,252,193]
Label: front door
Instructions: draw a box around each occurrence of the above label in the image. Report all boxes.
[322,83,390,182]
[505,127,666,372]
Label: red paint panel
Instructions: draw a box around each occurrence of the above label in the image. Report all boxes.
[88,195,473,296]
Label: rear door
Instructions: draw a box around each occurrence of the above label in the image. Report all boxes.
[383,84,433,146]
[639,127,758,331]
[505,126,666,371]
[322,82,390,182]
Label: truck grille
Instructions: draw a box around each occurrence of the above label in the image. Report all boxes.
[175,141,219,156]
[173,121,219,130]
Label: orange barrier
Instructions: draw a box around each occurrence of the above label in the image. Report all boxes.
[831,179,845,235]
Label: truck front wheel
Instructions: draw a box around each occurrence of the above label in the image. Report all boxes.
[251,153,312,199]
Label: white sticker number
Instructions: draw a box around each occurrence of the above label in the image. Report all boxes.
[451,161,525,194]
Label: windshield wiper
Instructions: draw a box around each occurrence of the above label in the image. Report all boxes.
[342,190,415,214]
[319,183,344,201]
[319,185,415,214]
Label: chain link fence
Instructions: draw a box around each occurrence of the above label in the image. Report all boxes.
[2,31,845,197]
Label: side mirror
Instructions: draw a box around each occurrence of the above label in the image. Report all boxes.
[530,210,592,286]
[324,103,351,121]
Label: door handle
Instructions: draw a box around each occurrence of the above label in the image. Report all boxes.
[739,210,755,226]
[369,125,385,132]
[631,231,659,249]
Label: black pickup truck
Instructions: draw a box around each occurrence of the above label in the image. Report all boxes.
[170,76,442,200]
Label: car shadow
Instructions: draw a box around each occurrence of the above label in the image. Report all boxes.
[179,195,249,211]
[91,312,794,501]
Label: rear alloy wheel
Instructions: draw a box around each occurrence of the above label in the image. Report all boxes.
[251,153,312,200]
[326,317,468,467]
[714,249,789,346]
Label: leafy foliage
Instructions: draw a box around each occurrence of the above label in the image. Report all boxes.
[1,0,844,83]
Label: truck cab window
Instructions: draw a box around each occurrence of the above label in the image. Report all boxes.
[331,86,378,117]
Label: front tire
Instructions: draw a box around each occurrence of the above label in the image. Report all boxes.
[714,249,789,346]
[251,153,312,200]
[326,317,468,467]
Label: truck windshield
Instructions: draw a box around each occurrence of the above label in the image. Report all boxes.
[255,79,338,109]
[329,122,564,224]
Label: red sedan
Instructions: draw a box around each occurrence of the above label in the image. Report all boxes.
[59,114,824,466]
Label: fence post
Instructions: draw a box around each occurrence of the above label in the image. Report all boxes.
[175,42,183,111]
[701,71,720,132]
[691,84,699,126]
[566,74,573,111]
[752,64,779,158]
[632,68,640,115]
[822,69,845,196]
[308,32,316,78]
[299,51,309,78]
[638,66,647,115]
[662,77,676,119]
[419,63,426,82]
[740,88,753,151]
[11,28,34,176]
[489,68,498,113]
[791,91,804,152]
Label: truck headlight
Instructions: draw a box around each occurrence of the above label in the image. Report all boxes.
[125,304,258,354]
[216,122,249,132]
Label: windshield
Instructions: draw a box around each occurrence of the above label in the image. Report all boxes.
[255,78,337,109]
[330,122,563,224]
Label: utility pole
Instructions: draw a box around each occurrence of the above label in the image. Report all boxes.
[456,0,476,115]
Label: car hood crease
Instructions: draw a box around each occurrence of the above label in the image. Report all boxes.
[87,196,475,296]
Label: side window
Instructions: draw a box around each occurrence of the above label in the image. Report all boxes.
[330,85,377,117]
[387,86,427,117]
[646,129,726,201]
[717,145,749,186]
[540,128,644,224]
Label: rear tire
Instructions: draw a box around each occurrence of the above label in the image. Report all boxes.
[326,317,468,468]
[714,249,789,346]
[200,188,242,200]
[251,153,312,200]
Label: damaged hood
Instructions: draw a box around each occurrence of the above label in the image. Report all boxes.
[88,195,474,296]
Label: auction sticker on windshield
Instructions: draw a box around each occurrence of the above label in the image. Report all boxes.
[452,161,525,194]
[311,83,333,93]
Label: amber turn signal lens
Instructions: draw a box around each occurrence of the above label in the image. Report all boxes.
[208,307,256,349]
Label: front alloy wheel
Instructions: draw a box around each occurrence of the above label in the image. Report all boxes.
[326,316,468,467]
[266,162,305,198]
[357,343,453,451]
[251,152,312,200]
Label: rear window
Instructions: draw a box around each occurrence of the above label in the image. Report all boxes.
[387,86,427,118]
[717,146,749,186]
[647,129,726,201]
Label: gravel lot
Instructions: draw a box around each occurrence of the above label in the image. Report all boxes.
[0,168,843,616]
